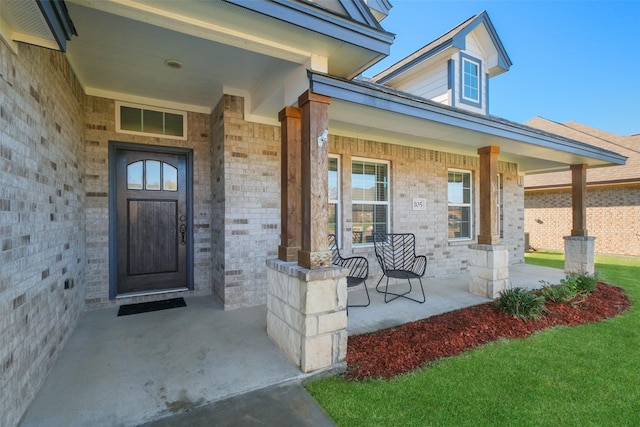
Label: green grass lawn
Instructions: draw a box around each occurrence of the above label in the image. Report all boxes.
[306,252,640,426]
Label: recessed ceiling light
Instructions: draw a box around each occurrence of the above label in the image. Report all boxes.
[164,59,183,69]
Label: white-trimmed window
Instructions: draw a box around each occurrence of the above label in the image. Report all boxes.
[448,169,472,240]
[116,102,187,140]
[460,53,482,107]
[328,155,340,239]
[352,158,389,245]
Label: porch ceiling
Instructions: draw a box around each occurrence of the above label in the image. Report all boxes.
[328,100,587,173]
[65,2,289,113]
[308,73,627,174]
[62,0,391,115]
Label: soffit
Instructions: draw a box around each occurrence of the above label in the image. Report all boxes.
[1,0,57,50]
[327,100,599,173]
[62,0,390,114]
[310,73,626,174]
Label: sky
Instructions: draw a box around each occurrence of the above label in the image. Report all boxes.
[363,0,640,136]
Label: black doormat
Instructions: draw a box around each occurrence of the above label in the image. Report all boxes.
[117,297,186,317]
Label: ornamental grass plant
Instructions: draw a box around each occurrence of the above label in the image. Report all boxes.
[494,286,547,319]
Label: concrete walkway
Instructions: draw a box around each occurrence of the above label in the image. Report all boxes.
[19,264,566,426]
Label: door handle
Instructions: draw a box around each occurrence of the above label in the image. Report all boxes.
[179,224,186,245]
[179,215,187,245]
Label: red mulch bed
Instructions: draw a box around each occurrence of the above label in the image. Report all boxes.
[346,282,631,380]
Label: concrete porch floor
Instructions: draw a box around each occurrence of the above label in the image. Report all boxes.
[19,264,566,427]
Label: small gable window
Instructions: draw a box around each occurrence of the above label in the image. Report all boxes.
[460,53,482,108]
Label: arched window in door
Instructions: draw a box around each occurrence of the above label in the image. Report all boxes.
[127,160,178,192]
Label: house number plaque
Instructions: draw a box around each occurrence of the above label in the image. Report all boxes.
[413,198,426,211]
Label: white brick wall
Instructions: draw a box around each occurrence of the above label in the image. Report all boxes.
[213,95,281,309]
[0,43,85,427]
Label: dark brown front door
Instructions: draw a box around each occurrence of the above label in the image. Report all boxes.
[113,146,189,295]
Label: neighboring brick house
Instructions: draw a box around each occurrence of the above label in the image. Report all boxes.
[524,117,640,256]
[0,2,625,424]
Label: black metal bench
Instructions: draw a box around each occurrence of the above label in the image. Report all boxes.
[328,234,370,311]
[373,233,427,303]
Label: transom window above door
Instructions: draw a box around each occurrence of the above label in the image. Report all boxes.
[127,160,178,191]
[116,102,187,140]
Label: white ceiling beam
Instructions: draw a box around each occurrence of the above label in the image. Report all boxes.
[9,31,59,51]
[85,86,212,114]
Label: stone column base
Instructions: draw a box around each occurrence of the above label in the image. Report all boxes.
[266,259,347,373]
[468,244,509,298]
[564,236,596,275]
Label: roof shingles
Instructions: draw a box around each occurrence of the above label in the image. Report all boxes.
[524,117,640,189]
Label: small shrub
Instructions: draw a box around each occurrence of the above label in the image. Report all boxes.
[559,274,579,290]
[538,272,600,305]
[574,272,599,293]
[559,272,600,293]
[495,287,547,320]
[540,282,578,303]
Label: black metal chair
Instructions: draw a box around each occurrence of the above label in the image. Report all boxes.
[328,234,370,311]
[373,233,427,303]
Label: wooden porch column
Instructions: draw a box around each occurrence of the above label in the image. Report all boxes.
[297,90,332,270]
[278,106,302,262]
[570,164,588,236]
[477,146,500,245]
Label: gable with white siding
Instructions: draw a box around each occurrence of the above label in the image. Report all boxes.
[391,59,450,102]
[371,11,511,116]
